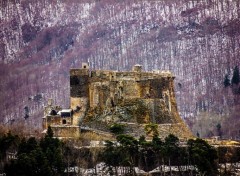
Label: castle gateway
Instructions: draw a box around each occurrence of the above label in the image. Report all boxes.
[43,63,192,138]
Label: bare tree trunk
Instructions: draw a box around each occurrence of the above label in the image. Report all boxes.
[157,157,162,176]
[94,166,97,175]
[114,166,118,176]
[224,162,227,175]
[144,155,148,172]
[169,158,172,176]
[163,158,166,176]
[177,165,183,176]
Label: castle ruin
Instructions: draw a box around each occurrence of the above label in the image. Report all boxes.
[43,63,192,139]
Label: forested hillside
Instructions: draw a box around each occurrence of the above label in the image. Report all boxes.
[0,0,240,138]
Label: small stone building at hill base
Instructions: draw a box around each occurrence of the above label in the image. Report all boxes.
[43,63,193,139]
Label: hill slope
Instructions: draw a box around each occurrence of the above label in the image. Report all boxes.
[0,0,239,137]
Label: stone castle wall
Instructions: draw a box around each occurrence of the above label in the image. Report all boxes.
[69,64,188,127]
[44,64,192,139]
[51,126,80,138]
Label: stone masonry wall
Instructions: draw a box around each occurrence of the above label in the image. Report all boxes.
[70,66,193,138]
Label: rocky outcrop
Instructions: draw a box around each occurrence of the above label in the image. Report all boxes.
[68,64,192,138]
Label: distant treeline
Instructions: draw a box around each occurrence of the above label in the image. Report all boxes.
[0,127,240,176]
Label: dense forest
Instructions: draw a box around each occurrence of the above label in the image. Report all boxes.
[1,126,240,175]
[0,0,240,138]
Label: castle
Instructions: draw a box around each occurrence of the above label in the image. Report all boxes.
[43,63,192,138]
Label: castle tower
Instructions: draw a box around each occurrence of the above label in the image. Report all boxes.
[70,63,90,126]
[132,64,142,72]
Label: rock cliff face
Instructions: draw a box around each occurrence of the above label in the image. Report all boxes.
[0,0,239,137]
